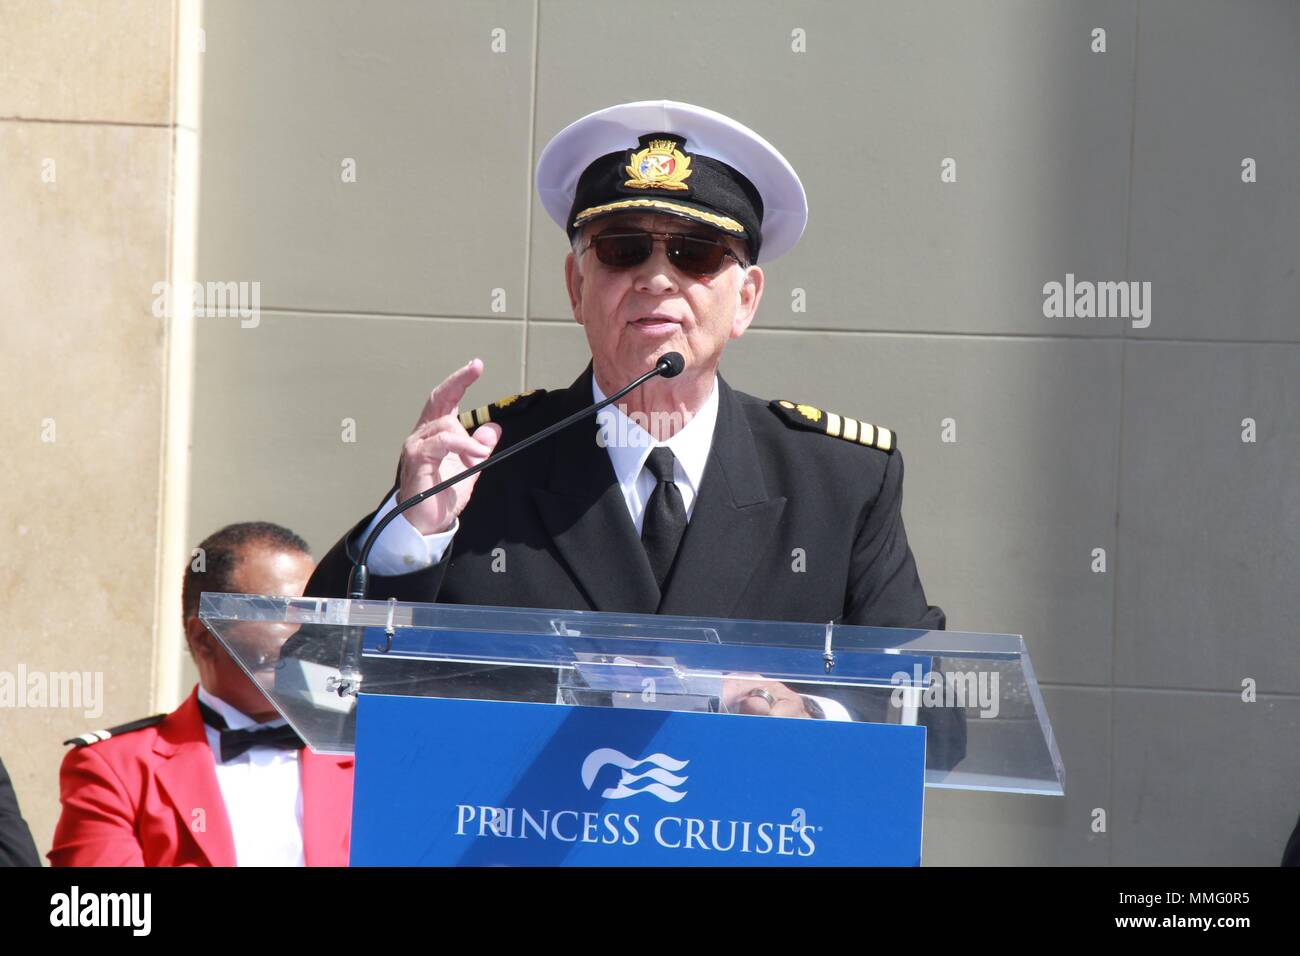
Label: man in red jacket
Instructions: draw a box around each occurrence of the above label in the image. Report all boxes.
[49,522,354,867]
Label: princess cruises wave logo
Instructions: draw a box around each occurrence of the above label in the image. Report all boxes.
[581,748,689,803]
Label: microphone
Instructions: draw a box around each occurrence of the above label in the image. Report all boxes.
[348,351,686,599]
[657,351,685,378]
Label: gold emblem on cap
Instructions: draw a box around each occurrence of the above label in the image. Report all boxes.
[624,139,693,191]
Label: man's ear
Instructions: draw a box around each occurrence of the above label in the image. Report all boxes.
[564,251,585,325]
[183,615,214,662]
[731,265,764,339]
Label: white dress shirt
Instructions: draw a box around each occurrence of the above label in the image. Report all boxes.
[362,375,717,570]
[358,373,849,721]
[197,686,305,867]
[592,374,718,534]
[362,497,460,576]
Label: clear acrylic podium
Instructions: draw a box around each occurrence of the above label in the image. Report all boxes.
[201,593,1064,864]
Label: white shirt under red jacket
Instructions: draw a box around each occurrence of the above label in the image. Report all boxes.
[49,685,354,867]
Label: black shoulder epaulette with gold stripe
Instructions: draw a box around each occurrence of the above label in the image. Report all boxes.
[769,399,895,452]
[64,713,167,748]
[459,389,547,431]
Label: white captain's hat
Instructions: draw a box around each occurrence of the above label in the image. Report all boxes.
[536,100,807,263]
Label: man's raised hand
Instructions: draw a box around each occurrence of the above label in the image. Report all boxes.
[397,358,502,535]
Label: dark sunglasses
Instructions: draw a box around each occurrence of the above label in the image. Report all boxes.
[581,230,749,277]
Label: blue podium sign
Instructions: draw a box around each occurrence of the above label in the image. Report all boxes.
[351,694,926,866]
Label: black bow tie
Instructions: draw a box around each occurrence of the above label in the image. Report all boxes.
[198,698,304,763]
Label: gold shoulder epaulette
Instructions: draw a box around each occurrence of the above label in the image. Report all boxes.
[459,389,546,431]
[769,399,895,452]
[63,713,167,748]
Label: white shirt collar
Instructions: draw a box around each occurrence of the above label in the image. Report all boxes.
[196,684,286,732]
[592,370,719,495]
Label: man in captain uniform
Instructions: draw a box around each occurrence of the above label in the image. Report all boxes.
[306,101,960,751]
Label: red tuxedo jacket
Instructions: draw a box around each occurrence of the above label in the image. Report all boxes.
[48,687,354,867]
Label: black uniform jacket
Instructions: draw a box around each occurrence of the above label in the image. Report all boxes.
[303,365,964,767]
[0,757,40,867]
[307,364,944,632]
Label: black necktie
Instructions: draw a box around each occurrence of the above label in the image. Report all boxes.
[198,698,304,763]
[641,446,687,592]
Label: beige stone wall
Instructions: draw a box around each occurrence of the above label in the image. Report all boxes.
[0,0,199,859]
